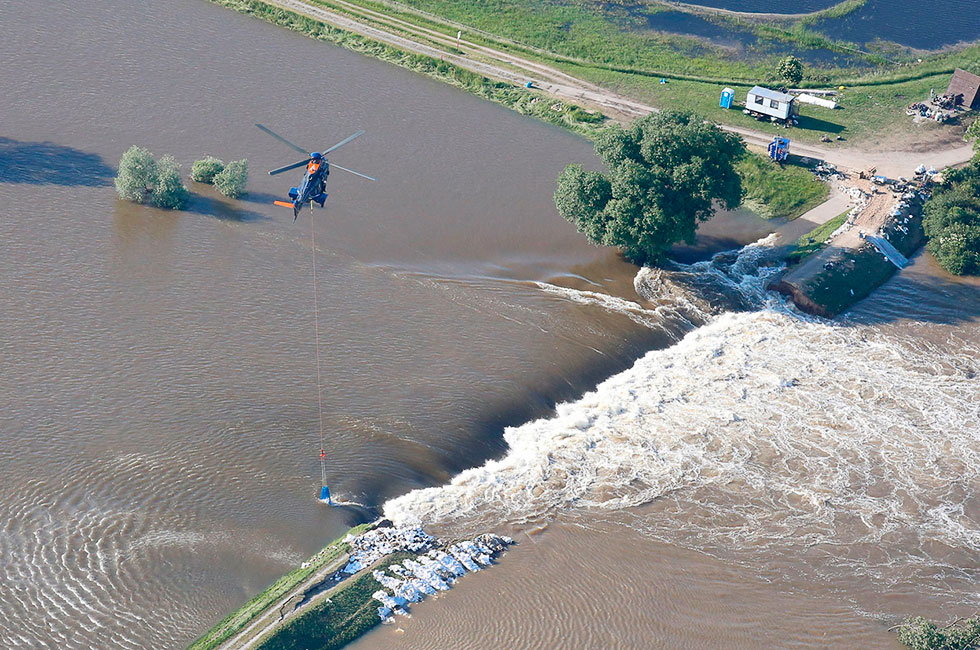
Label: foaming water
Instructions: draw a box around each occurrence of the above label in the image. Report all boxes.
[386,242,980,608]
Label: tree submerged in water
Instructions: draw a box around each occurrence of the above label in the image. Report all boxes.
[213,159,248,199]
[114,145,189,210]
[190,156,226,183]
[554,111,745,264]
[896,616,980,650]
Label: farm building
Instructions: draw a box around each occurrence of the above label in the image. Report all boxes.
[745,86,798,122]
[945,68,980,110]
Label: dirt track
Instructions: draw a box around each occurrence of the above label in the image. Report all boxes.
[266,0,975,178]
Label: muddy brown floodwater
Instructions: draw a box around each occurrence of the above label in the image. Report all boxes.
[1,1,978,649]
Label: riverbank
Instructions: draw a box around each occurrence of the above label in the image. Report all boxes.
[190,522,512,650]
[246,0,980,146]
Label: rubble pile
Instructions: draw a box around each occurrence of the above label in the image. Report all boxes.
[370,533,513,621]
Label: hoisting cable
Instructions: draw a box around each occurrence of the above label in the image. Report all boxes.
[309,205,332,505]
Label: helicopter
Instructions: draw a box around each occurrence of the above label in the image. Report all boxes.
[256,123,376,220]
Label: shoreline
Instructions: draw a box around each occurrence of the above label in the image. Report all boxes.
[189,522,512,650]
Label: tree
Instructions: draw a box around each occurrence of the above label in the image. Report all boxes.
[151,155,190,210]
[213,158,248,198]
[554,111,745,264]
[777,56,804,86]
[191,156,226,183]
[966,118,980,151]
[923,158,980,275]
[114,146,158,203]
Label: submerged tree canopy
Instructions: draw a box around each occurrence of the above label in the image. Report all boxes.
[213,158,248,199]
[554,111,746,264]
[114,145,189,210]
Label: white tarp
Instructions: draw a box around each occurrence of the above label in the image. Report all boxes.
[797,93,837,109]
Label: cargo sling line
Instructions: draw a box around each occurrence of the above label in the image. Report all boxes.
[309,208,332,505]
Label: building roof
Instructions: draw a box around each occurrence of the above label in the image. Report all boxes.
[946,68,980,109]
[748,86,796,103]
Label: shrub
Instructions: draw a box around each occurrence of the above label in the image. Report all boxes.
[114,146,158,203]
[191,156,226,183]
[777,56,804,86]
[151,155,190,210]
[213,158,248,198]
[923,159,980,275]
[897,616,980,650]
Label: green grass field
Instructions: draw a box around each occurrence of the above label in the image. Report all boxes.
[786,209,850,262]
[737,155,830,220]
[310,0,979,144]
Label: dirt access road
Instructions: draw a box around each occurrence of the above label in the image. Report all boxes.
[266,0,975,176]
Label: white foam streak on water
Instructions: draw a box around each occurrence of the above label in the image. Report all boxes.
[385,243,980,597]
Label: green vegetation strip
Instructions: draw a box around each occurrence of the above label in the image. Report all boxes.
[254,552,416,650]
[786,209,849,263]
[208,0,606,138]
[737,155,830,220]
[187,522,376,650]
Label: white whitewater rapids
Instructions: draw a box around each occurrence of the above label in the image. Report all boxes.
[385,237,980,599]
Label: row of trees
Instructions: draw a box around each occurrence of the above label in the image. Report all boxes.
[923,156,980,276]
[114,146,248,210]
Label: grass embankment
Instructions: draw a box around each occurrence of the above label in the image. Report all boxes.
[786,209,850,263]
[254,552,416,650]
[211,0,606,137]
[317,0,980,144]
[736,155,829,220]
[187,522,376,650]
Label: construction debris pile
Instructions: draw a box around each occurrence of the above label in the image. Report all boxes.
[907,89,964,122]
[371,533,514,621]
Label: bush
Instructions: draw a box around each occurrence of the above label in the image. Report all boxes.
[213,158,248,198]
[151,155,190,210]
[777,56,804,86]
[191,156,226,183]
[114,146,158,203]
[923,158,980,275]
[897,616,980,650]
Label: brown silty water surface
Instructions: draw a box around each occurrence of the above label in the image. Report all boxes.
[2,1,979,649]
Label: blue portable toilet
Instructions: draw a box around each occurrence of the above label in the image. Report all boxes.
[720,87,734,109]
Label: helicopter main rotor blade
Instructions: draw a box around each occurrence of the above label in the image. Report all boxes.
[268,158,310,175]
[330,162,376,181]
[256,123,309,156]
[322,130,365,155]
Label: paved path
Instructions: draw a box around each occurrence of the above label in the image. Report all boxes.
[794,185,851,228]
